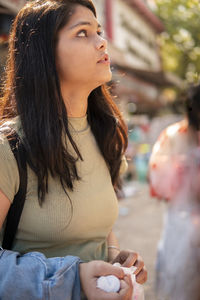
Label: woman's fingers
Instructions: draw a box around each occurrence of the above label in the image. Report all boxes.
[111,250,148,284]
[94,261,124,279]
[135,265,148,284]
[120,252,148,284]
[121,251,138,268]
[133,255,144,275]
[118,274,133,300]
[131,255,147,284]
[113,250,138,267]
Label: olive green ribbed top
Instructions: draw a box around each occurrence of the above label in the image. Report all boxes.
[0,116,126,261]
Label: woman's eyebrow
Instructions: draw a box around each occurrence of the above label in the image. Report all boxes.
[69,21,101,30]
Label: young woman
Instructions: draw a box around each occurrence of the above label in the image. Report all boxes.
[0,0,147,299]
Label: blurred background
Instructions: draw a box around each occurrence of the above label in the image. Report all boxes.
[0,0,200,299]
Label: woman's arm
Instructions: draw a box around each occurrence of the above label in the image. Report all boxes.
[0,248,132,300]
[0,248,82,300]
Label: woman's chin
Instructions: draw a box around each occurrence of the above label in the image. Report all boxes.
[97,73,113,86]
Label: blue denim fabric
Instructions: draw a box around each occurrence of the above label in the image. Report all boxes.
[0,248,81,300]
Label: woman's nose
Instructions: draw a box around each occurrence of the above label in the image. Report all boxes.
[95,35,107,51]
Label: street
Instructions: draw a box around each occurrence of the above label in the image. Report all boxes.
[114,181,166,300]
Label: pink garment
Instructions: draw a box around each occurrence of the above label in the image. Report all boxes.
[149,119,200,204]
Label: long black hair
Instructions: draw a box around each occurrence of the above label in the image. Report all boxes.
[1,0,128,205]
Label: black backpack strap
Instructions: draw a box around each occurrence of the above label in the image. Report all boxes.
[2,130,27,250]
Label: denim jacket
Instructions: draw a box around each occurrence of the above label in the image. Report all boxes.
[0,248,82,300]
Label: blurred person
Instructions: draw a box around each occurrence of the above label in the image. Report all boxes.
[0,0,147,299]
[149,84,200,300]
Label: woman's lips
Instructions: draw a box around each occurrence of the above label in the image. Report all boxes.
[97,54,110,64]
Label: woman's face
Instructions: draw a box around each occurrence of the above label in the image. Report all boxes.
[56,4,112,90]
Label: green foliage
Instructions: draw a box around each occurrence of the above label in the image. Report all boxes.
[155,0,200,82]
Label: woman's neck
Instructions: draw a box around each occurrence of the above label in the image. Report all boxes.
[60,83,90,118]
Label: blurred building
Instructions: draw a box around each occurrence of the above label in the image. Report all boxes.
[93,0,182,119]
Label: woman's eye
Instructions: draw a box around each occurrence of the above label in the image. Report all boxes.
[77,30,87,37]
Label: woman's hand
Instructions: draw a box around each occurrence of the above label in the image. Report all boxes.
[111,250,148,284]
[79,260,133,300]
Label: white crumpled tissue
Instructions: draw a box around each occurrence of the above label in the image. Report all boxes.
[96,263,144,300]
[96,274,121,293]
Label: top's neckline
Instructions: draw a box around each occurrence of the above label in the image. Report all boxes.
[68,115,89,133]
